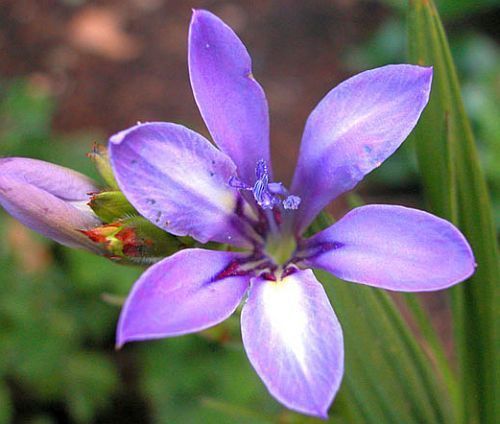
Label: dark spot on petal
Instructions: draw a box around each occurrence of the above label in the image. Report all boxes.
[213,259,250,282]
[282,266,298,278]
[146,198,156,205]
[273,209,282,225]
[293,240,345,264]
[322,241,344,251]
[234,196,245,217]
[261,272,276,281]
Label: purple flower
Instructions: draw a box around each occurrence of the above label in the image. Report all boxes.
[109,10,475,418]
[0,157,103,253]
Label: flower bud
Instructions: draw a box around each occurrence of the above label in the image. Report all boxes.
[87,143,119,189]
[82,216,190,263]
[0,157,103,253]
[89,191,137,223]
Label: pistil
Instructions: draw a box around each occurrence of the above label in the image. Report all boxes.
[265,232,297,266]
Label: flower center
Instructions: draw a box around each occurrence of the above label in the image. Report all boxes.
[229,159,301,211]
[265,232,297,266]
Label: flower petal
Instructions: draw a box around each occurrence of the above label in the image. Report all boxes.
[116,248,250,347]
[241,269,344,418]
[302,205,475,291]
[0,157,99,200]
[291,65,433,233]
[0,158,101,251]
[109,122,258,248]
[189,9,271,184]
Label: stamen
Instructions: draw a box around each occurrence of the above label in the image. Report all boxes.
[228,159,301,212]
[283,195,301,210]
[253,178,279,210]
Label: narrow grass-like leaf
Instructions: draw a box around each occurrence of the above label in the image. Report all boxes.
[403,294,460,413]
[200,397,274,423]
[408,2,499,423]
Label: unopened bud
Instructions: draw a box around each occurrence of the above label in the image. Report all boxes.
[82,216,192,262]
[89,191,137,223]
[0,157,104,253]
[87,144,119,189]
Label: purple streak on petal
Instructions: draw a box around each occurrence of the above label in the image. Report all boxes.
[189,9,271,184]
[241,269,344,418]
[0,158,101,251]
[302,205,475,291]
[109,122,259,248]
[291,65,433,233]
[116,248,250,347]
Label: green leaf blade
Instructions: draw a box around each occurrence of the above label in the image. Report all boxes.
[408,1,499,423]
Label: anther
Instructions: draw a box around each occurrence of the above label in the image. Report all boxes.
[229,160,301,211]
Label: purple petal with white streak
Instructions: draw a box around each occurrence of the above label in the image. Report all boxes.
[302,205,475,291]
[291,65,433,233]
[0,157,101,251]
[109,122,258,248]
[117,248,250,347]
[189,9,271,184]
[241,269,344,418]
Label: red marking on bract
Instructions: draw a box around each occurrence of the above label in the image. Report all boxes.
[116,227,139,254]
[106,255,123,262]
[79,224,119,243]
[81,223,147,258]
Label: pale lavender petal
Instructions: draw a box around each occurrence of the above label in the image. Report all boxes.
[109,122,259,248]
[302,205,475,291]
[241,269,344,418]
[189,9,271,184]
[0,158,101,251]
[291,65,433,233]
[0,157,99,200]
[117,248,250,347]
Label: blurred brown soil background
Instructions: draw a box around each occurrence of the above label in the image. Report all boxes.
[0,0,385,186]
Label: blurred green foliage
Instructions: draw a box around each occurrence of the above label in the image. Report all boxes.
[408,1,499,422]
[0,219,143,422]
[381,0,499,18]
